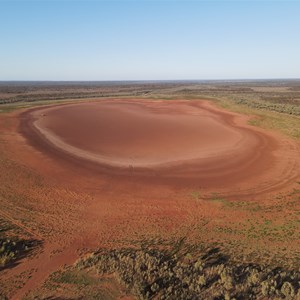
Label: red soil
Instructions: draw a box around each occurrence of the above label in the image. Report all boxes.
[1,99,299,299]
[22,99,299,195]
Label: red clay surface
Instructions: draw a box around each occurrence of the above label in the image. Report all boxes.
[23,99,299,194]
[1,99,299,299]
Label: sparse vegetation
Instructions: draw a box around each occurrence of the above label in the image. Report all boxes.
[190,191,201,200]
[50,269,96,286]
[235,98,300,116]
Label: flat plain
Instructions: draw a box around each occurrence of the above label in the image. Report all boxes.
[0,80,299,299]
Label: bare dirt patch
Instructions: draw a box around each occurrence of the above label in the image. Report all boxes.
[22,99,300,195]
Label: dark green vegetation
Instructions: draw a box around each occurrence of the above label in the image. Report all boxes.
[0,217,41,269]
[0,237,32,268]
[76,242,299,300]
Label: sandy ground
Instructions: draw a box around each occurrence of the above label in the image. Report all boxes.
[0,98,299,299]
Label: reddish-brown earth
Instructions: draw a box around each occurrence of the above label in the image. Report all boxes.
[23,99,299,195]
[0,99,299,299]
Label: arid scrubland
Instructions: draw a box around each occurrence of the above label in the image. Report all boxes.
[0,80,299,299]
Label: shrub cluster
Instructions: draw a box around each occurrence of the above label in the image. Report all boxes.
[77,247,300,299]
[235,98,300,116]
[0,237,39,268]
[0,239,18,266]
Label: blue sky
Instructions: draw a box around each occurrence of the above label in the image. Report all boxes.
[0,1,300,81]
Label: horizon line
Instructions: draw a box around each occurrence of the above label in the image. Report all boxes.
[1,78,300,83]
